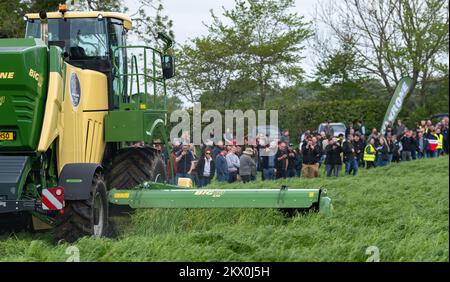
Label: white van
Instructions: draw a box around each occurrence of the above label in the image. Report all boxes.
[317,123,347,137]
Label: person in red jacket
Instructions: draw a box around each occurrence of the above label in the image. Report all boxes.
[425,126,439,158]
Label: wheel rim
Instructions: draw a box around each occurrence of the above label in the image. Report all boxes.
[93,192,104,237]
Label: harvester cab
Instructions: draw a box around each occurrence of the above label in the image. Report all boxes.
[0,6,332,243]
[0,6,175,240]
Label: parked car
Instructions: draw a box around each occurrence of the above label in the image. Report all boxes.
[317,122,347,138]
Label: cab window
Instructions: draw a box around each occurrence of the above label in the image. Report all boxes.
[107,18,127,100]
[25,18,108,59]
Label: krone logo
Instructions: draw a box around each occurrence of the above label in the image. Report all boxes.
[69,72,81,108]
[0,72,14,79]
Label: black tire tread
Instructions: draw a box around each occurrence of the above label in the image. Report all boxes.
[106,147,166,190]
[54,172,108,243]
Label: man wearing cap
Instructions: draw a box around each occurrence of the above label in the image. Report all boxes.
[239,148,256,183]
[215,147,229,182]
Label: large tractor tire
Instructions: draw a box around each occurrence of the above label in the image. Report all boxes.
[54,172,109,243]
[106,147,166,190]
[105,147,166,226]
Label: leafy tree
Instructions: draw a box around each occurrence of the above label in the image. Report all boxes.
[209,0,313,108]
[315,40,362,84]
[175,0,313,108]
[0,0,62,38]
[0,0,25,38]
[131,0,174,47]
[171,37,240,105]
[317,0,449,109]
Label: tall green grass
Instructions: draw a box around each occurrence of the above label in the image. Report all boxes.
[0,157,448,261]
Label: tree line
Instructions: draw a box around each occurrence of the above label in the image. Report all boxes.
[172,0,448,134]
[1,0,448,134]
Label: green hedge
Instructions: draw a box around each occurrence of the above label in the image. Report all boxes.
[278,99,389,140]
[167,99,401,144]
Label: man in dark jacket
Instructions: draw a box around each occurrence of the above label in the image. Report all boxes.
[286,144,297,178]
[353,133,365,167]
[392,135,402,162]
[301,137,321,178]
[386,135,395,163]
[197,149,215,187]
[324,138,343,177]
[400,130,415,161]
[175,144,195,183]
[377,137,389,167]
[416,130,426,159]
[343,134,358,176]
[275,142,289,179]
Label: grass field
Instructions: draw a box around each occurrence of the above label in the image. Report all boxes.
[0,157,448,262]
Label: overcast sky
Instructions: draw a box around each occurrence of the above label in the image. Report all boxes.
[126,0,320,75]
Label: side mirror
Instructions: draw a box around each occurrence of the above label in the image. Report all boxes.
[162,54,175,79]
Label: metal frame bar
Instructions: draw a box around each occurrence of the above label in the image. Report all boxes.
[112,45,167,111]
[108,185,332,215]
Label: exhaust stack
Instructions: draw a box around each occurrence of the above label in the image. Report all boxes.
[39,11,48,45]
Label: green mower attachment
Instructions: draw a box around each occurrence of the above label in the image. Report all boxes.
[109,183,333,216]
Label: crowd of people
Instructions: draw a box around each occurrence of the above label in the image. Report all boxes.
[153,116,448,186]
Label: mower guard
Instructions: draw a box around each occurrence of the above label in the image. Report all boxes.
[109,183,333,215]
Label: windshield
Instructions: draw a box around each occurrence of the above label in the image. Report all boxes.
[319,124,346,133]
[25,18,108,58]
[332,124,346,132]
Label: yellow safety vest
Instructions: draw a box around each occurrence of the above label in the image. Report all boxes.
[363,144,376,162]
[437,133,443,149]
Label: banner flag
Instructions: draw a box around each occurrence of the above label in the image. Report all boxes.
[380,77,414,135]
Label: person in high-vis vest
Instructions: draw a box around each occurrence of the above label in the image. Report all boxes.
[436,127,443,157]
[364,138,377,169]
[425,126,439,158]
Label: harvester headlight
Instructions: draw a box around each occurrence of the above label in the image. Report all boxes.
[23,16,29,22]
[58,4,68,13]
[97,14,104,21]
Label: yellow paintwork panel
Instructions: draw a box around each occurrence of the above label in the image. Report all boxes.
[56,63,108,174]
[26,11,132,30]
[37,72,63,152]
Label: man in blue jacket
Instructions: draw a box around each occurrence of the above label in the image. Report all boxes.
[215,148,229,182]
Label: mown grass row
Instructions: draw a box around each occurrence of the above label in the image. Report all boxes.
[0,157,448,261]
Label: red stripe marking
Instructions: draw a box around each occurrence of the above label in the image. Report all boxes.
[42,195,57,210]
